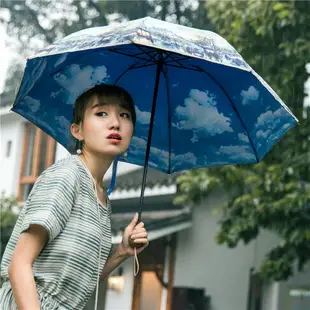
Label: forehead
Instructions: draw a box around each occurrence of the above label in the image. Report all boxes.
[87,94,125,109]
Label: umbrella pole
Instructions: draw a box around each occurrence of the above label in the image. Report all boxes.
[139,55,163,222]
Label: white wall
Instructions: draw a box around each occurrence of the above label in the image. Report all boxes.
[261,282,280,310]
[173,188,281,310]
[0,111,24,197]
[105,258,134,310]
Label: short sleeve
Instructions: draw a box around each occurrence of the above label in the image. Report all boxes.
[20,164,79,244]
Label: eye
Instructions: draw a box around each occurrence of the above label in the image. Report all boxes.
[120,112,131,119]
[95,112,107,117]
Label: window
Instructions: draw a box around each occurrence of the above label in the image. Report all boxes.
[6,141,12,157]
[19,123,56,201]
[288,287,310,310]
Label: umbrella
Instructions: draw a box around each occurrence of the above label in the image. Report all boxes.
[11,17,298,220]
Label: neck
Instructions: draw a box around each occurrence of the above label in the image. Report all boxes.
[78,152,114,186]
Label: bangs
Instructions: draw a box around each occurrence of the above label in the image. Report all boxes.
[73,84,136,125]
[95,94,134,113]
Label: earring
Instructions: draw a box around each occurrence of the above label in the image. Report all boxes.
[77,140,82,155]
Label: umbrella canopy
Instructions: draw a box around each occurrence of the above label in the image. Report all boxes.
[12,17,298,214]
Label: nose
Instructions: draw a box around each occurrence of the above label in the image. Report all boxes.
[108,113,120,130]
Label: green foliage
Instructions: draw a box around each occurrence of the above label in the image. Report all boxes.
[0,195,20,286]
[1,195,19,256]
[176,0,310,281]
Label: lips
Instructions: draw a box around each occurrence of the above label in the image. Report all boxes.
[107,133,122,140]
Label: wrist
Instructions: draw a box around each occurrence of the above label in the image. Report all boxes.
[115,244,131,260]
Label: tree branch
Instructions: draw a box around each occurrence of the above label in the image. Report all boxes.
[24,6,54,44]
[88,0,103,16]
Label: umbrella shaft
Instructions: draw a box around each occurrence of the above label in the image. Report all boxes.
[139,55,163,222]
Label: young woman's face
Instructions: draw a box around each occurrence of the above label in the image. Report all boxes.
[78,95,134,158]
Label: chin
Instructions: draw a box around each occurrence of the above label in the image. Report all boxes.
[97,147,124,158]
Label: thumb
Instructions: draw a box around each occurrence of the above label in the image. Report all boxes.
[127,213,139,230]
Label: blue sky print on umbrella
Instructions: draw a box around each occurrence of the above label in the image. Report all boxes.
[173,89,233,140]
[53,64,110,104]
[12,17,298,173]
[241,86,260,105]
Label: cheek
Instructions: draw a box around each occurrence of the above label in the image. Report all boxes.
[126,124,134,139]
[83,117,101,133]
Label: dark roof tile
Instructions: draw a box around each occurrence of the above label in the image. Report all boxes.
[104,167,182,191]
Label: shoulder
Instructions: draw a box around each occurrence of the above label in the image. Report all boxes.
[35,155,81,188]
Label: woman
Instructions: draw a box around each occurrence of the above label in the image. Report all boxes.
[0,84,149,310]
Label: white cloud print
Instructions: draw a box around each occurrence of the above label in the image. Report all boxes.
[56,116,72,139]
[21,96,41,113]
[129,136,197,171]
[217,145,256,161]
[135,106,151,125]
[241,86,259,105]
[54,64,110,101]
[255,108,287,137]
[173,89,233,141]
[254,108,292,145]
[238,133,249,143]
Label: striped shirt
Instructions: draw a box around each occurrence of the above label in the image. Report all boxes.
[0,155,112,310]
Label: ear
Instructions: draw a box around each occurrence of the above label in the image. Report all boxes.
[70,123,83,141]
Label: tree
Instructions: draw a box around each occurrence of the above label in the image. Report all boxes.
[175,0,310,281]
[0,0,210,97]
[0,194,20,286]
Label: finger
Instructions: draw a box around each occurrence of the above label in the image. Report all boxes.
[131,232,148,239]
[132,227,146,235]
[134,222,145,229]
[134,238,149,244]
[127,213,139,230]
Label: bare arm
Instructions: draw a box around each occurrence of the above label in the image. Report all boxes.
[100,245,129,280]
[9,224,48,310]
[100,215,149,280]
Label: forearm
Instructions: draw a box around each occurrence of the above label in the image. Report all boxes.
[9,263,40,310]
[100,245,130,280]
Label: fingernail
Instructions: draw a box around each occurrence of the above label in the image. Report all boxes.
[135,212,138,217]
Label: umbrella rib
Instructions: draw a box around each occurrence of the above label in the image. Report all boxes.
[166,63,202,72]
[113,60,150,85]
[195,65,260,162]
[50,48,153,76]
[167,56,198,71]
[134,44,159,62]
[164,56,192,64]
[131,63,157,70]
[162,66,172,174]
[124,46,159,60]
[162,52,191,64]
[108,48,152,61]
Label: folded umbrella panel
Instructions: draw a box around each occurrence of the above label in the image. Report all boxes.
[13,45,156,152]
[165,64,258,171]
[189,57,298,160]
